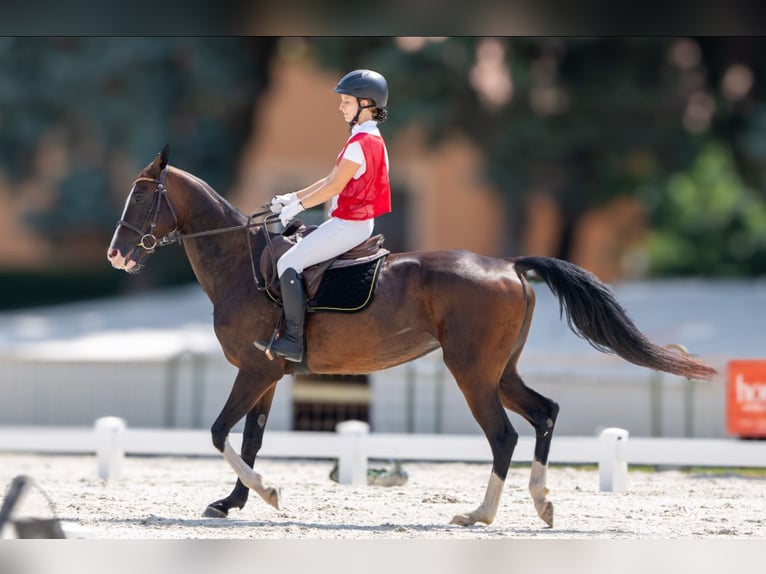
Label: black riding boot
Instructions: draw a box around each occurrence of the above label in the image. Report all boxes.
[262,268,305,362]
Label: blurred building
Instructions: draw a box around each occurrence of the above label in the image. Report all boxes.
[229,56,507,258]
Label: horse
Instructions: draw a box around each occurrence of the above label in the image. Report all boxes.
[107,147,717,528]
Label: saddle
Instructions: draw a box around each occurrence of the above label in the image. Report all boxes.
[261,222,389,303]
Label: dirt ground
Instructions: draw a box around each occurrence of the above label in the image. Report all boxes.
[1,453,765,539]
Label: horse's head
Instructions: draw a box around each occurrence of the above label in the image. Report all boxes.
[107,145,180,273]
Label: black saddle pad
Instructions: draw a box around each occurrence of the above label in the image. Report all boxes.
[307,256,385,313]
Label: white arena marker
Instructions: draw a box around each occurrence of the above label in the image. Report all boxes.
[335,420,370,485]
[598,427,629,493]
[95,417,127,481]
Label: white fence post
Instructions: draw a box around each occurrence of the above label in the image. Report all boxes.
[598,427,629,492]
[95,417,126,481]
[335,420,370,485]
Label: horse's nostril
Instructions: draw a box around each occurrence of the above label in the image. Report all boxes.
[108,249,118,259]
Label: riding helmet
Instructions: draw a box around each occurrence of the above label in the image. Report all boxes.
[334,69,389,108]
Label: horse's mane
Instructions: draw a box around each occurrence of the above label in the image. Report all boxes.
[172,166,247,221]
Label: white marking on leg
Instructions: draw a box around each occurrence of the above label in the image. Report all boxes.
[529,460,553,527]
[529,460,548,497]
[450,472,504,526]
[223,439,281,509]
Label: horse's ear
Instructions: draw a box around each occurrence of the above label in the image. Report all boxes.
[159,144,170,170]
[151,145,170,173]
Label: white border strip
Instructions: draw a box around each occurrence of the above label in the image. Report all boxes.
[0,426,764,467]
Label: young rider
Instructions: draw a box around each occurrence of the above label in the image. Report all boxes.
[256,69,392,362]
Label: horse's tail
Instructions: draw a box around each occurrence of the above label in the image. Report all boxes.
[512,256,717,381]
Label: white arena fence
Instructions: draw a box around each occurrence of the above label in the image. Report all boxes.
[1,419,765,492]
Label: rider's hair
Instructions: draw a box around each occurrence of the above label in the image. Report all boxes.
[373,107,388,123]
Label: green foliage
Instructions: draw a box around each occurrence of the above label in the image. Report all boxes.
[641,142,766,276]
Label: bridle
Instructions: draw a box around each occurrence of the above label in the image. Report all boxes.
[115,167,279,290]
[116,168,180,251]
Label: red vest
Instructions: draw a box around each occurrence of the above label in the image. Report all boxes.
[332,132,392,220]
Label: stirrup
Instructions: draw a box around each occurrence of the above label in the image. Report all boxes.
[253,339,275,361]
[254,312,286,361]
[254,326,282,361]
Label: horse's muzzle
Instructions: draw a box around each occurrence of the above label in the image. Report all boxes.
[107,246,139,272]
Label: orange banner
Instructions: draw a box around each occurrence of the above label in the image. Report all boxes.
[727,360,766,438]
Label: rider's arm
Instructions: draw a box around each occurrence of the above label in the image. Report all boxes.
[296,158,361,209]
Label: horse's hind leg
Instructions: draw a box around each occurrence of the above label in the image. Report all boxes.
[448,382,517,526]
[204,384,277,518]
[447,386,517,526]
[499,366,559,527]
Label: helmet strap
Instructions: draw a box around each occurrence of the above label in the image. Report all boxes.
[348,97,376,129]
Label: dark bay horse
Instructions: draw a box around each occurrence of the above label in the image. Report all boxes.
[107,148,717,528]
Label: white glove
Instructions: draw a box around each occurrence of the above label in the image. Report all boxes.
[270,192,298,214]
[279,200,305,226]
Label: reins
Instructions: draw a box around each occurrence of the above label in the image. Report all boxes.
[116,168,281,292]
[158,208,277,245]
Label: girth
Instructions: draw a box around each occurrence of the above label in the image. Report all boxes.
[261,224,389,302]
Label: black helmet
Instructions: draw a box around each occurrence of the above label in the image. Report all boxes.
[334,69,388,108]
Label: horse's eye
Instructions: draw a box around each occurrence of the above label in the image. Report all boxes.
[134,193,145,205]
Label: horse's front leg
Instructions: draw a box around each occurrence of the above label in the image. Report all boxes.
[204,370,281,517]
[204,385,277,517]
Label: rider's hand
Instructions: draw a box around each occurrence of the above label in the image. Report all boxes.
[279,200,305,226]
[270,192,298,214]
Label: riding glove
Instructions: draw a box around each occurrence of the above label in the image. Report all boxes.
[279,200,305,226]
[270,192,298,214]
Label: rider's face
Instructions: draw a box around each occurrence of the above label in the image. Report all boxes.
[339,95,373,123]
[339,94,359,123]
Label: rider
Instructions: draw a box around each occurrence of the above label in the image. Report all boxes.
[256,69,392,362]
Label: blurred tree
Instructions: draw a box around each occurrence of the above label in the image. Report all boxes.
[3,35,765,294]
[0,37,276,282]
[311,37,766,276]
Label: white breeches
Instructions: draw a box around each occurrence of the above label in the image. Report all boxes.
[277,217,375,276]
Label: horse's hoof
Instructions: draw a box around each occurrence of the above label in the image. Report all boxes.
[538,501,554,528]
[450,513,474,527]
[266,487,281,510]
[202,504,228,518]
